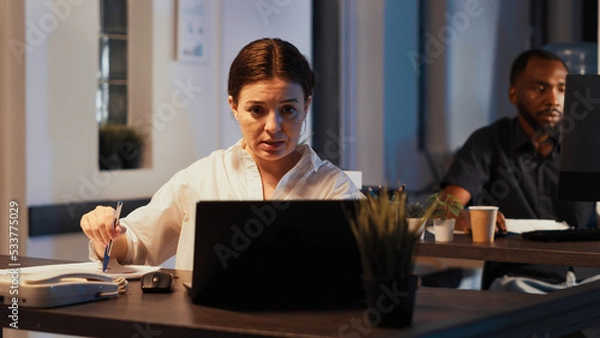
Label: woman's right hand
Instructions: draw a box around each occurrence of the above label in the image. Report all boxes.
[80,205,127,259]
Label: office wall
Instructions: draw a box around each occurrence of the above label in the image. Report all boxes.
[25,0,311,260]
[445,0,529,151]
[353,0,384,186]
[356,0,528,193]
[420,0,529,189]
[0,0,27,256]
[25,0,212,207]
[382,0,426,190]
[342,0,425,190]
[25,0,101,260]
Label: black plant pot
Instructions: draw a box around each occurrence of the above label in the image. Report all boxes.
[361,274,418,328]
[99,150,141,170]
[98,124,144,170]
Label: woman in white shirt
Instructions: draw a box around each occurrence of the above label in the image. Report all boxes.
[80,38,363,270]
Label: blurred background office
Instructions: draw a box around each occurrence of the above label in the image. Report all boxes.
[0,0,597,277]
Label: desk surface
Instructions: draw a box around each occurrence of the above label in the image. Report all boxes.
[417,232,600,267]
[3,256,600,337]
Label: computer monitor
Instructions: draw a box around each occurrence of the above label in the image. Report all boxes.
[558,74,600,201]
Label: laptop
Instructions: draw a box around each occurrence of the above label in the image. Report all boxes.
[189,200,364,310]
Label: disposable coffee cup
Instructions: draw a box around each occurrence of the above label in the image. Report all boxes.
[468,206,499,243]
[433,219,455,242]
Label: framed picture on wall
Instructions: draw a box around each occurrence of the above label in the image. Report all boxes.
[175,0,208,63]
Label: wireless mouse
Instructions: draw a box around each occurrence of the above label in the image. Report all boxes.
[140,271,174,293]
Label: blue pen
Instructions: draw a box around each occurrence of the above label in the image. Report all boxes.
[103,201,123,272]
[368,187,376,198]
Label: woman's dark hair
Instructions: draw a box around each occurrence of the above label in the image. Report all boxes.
[509,49,569,85]
[227,38,315,105]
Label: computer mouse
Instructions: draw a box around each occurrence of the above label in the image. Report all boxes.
[140,271,174,293]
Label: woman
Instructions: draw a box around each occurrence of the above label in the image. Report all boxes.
[80,38,363,270]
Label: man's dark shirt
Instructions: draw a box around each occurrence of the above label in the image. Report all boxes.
[441,117,596,289]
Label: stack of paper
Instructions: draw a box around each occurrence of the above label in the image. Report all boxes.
[0,261,161,279]
[505,219,570,234]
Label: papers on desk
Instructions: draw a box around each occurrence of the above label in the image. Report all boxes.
[0,260,161,280]
[505,219,570,234]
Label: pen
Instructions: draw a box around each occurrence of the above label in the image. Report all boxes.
[368,187,376,198]
[103,201,123,272]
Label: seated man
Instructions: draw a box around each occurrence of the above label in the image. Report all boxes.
[439,49,597,292]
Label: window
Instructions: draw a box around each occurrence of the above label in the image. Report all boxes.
[96,0,128,124]
[97,0,144,171]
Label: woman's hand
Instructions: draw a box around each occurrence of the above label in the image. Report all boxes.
[80,205,127,260]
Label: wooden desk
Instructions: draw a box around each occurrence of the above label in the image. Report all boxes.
[417,232,600,267]
[3,256,600,337]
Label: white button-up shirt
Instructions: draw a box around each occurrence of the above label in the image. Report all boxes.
[93,140,363,270]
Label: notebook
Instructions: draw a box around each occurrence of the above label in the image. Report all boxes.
[189,200,364,310]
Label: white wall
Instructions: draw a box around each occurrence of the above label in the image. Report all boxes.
[0,0,27,256]
[446,0,529,151]
[354,0,385,186]
[25,0,100,260]
[425,0,530,154]
[26,0,217,208]
[24,0,311,260]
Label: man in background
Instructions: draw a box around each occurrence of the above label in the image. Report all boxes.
[439,49,597,292]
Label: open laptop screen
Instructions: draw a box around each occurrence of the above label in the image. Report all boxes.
[189,200,364,310]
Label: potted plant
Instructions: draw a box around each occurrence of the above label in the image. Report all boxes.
[425,192,464,242]
[99,123,146,170]
[406,202,427,240]
[346,187,435,328]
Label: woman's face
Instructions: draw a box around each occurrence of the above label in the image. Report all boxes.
[229,77,311,166]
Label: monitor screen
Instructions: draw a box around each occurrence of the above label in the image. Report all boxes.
[558,74,600,201]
